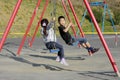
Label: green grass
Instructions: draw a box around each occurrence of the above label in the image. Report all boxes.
[0,0,119,38]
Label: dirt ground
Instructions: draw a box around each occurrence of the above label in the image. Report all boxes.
[0,35,120,80]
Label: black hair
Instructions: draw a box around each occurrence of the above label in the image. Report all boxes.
[41,18,49,28]
[58,16,65,23]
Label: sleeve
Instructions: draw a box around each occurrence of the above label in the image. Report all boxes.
[40,27,48,37]
[40,27,44,35]
[58,26,64,32]
[47,21,55,30]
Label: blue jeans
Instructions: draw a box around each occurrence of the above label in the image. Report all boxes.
[45,42,64,59]
[68,37,87,46]
[74,38,87,44]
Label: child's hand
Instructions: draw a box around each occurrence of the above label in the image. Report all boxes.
[52,17,56,21]
[68,22,73,27]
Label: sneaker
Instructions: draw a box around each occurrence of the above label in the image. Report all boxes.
[88,48,100,56]
[56,56,60,62]
[91,48,100,54]
[88,50,93,56]
[60,58,69,66]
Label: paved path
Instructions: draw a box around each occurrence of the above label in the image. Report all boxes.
[0,35,120,80]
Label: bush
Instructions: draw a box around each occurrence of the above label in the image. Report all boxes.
[108,0,120,26]
[113,9,120,25]
[85,8,103,23]
[92,9,103,23]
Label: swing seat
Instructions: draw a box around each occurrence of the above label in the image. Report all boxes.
[49,49,60,53]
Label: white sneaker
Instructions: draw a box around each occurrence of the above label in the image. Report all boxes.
[60,58,69,66]
[56,56,60,62]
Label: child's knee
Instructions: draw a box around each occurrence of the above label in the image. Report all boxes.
[84,38,87,43]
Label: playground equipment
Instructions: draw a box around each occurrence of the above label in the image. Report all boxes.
[49,49,60,53]
[61,0,77,38]
[77,0,118,46]
[83,1,117,32]
[0,0,120,77]
[49,0,60,53]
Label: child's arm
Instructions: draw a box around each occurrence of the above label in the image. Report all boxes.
[47,17,55,30]
[63,22,72,32]
[40,27,48,36]
[40,27,44,35]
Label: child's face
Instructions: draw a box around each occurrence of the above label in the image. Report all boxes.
[59,18,66,26]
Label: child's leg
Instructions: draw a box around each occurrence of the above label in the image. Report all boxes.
[76,38,89,48]
[53,42,64,60]
[54,42,69,66]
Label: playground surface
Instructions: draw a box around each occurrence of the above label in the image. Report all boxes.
[0,35,120,80]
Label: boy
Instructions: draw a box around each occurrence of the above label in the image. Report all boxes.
[58,16,99,55]
[41,18,68,66]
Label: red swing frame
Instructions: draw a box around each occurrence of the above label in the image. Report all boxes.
[0,0,119,77]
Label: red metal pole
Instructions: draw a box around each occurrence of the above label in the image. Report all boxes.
[17,0,42,55]
[29,0,49,47]
[83,0,120,77]
[0,0,22,52]
[61,0,77,38]
[67,0,85,37]
[103,0,106,3]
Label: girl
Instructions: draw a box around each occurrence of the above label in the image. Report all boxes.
[41,18,68,66]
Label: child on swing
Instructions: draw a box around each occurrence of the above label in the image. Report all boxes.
[40,18,68,66]
[58,16,99,55]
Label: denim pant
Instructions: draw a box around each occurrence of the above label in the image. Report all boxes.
[68,37,87,46]
[74,37,87,44]
[45,42,64,59]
